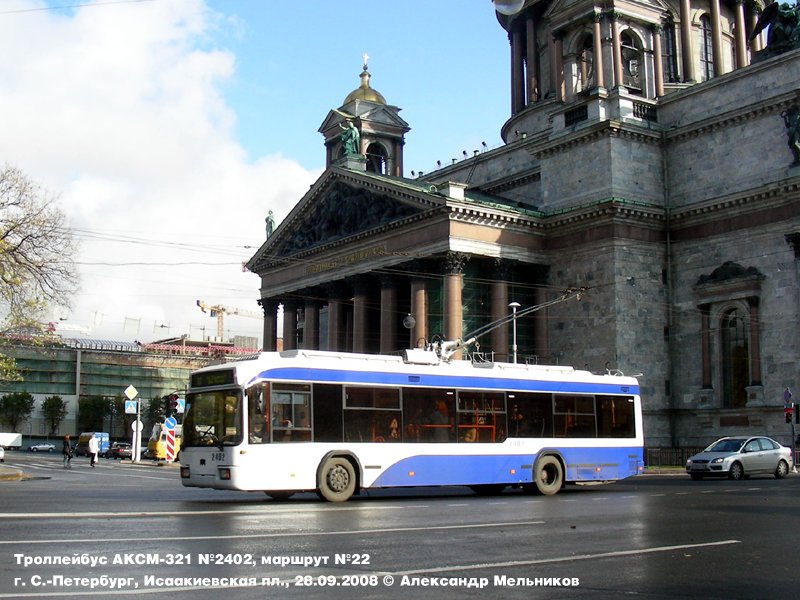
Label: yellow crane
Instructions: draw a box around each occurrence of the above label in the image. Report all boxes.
[196,300,262,340]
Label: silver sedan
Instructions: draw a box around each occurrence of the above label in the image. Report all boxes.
[686,436,793,480]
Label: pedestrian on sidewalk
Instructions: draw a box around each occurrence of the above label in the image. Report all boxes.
[88,434,99,468]
[62,435,73,469]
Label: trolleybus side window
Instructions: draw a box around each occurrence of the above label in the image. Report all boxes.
[554,394,596,437]
[272,383,311,442]
[344,386,401,442]
[456,390,506,442]
[596,395,635,438]
[508,392,553,437]
[247,384,269,444]
[312,384,343,442]
[402,388,456,443]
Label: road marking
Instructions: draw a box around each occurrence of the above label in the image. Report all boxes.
[0,519,546,546]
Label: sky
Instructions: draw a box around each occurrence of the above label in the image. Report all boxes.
[0,0,512,346]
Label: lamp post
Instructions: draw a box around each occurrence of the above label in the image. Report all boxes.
[508,301,521,363]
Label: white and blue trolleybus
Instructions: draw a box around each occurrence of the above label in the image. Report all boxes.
[180,342,644,501]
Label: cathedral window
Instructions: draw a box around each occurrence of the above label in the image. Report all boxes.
[699,14,714,81]
[720,306,748,409]
[661,16,679,83]
[620,31,643,93]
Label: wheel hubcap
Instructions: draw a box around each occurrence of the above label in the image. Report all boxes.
[328,465,349,492]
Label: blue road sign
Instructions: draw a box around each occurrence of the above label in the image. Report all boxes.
[164,416,177,430]
[124,400,137,415]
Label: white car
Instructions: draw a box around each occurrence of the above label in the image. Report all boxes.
[0,446,5,462]
[28,442,56,453]
[686,436,793,480]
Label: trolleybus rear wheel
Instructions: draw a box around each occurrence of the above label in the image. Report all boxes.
[533,455,563,495]
[318,456,356,502]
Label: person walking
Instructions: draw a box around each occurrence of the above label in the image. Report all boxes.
[88,434,99,468]
[62,435,73,469]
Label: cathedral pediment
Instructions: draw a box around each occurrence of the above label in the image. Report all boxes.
[247,169,435,271]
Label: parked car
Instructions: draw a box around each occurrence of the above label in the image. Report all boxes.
[104,442,133,460]
[28,442,56,453]
[686,436,793,480]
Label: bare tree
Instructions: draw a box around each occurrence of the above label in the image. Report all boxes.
[0,164,79,325]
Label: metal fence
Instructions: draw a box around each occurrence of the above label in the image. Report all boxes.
[645,447,703,467]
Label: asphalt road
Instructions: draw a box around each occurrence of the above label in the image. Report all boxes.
[0,451,798,599]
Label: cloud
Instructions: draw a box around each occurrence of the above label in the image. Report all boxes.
[0,0,318,344]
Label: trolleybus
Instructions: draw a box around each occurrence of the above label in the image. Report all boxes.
[179,345,643,501]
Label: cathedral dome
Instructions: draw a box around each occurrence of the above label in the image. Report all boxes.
[343,62,386,105]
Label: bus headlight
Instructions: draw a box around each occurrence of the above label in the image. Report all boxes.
[218,468,231,480]
[180,466,190,479]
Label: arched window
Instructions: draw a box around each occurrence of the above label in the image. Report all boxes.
[620,31,642,93]
[661,16,679,83]
[720,307,748,408]
[365,142,387,174]
[699,14,714,81]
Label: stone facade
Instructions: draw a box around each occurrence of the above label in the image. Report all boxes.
[248,2,800,450]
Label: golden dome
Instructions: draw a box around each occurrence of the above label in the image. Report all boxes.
[343,67,386,105]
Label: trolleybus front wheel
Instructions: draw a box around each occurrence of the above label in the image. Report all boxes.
[318,456,356,502]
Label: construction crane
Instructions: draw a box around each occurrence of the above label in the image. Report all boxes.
[196,300,262,340]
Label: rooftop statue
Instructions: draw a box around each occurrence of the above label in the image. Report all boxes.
[751,1,800,60]
[338,119,361,156]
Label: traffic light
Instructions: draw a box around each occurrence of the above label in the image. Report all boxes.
[787,408,793,424]
[163,394,172,418]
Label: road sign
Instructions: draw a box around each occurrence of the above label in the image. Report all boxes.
[176,398,185,413]
[131,420,143,433]
[124,385,138,400]
[164,416,177,430]
[124,400,137,414]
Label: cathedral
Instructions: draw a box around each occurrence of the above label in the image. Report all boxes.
[246,1,800,450]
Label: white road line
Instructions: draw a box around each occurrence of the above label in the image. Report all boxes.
[0,520,547,546]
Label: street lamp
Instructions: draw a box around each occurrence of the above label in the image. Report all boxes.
[493,0,526,16]
[508,301,521,363]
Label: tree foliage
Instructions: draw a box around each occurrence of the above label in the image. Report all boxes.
[41,395,68,436]
[0,391,35,432]
[78,396,113,432]
[1,165,79,382]
[0,164,79,325]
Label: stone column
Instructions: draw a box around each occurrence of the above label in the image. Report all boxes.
[352,278,369,354]
[511,27,525,113]
[303,299,319,350]
[410,278,428,348]
[593,12,605,89]
[490,274,510,362]
[282,301,298,351]
[533,286,549,361]
[700,304,712,389]
[554,33,565,101]
[443,253,467,359]
[610,12,623,89]
[652,24,665,97]
[733,0,748,69]
[379,276,398,354]
[525,15,539,102]
[679,0,695,82]
[326,284,346,352]
[747,297,762,385]
[259,299,279,352]
[710,0,724,77]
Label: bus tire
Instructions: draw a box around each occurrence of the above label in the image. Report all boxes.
[318,456,356,502]
[533,454,563,496]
